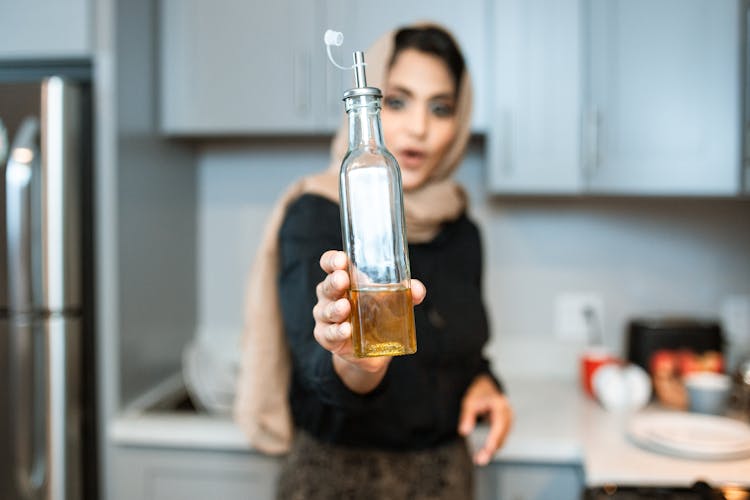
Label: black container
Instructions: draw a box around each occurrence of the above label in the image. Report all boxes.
[625,317,724,373]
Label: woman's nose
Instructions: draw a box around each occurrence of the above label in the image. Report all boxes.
[406,105,428,138]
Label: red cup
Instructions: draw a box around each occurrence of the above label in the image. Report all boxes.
[581,348,618,398]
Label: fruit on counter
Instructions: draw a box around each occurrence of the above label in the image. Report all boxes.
[652,369,688,409]
[651,350,679,377]
[650,349,724,377]
[649,349,724,410]
[678,350,723,374]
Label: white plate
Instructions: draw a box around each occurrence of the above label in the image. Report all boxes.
[627,411,750,460]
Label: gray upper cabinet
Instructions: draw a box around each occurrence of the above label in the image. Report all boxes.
[159,0,489,135]
[584,0,743,195]
[0,0,91,59]
[160,0,320,135]
[488,0,744,196]
[488,0,583,194]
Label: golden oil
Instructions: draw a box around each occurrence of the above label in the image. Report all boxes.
[349,285,416,357]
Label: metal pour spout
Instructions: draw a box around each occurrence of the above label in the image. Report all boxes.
[353,51,366,88]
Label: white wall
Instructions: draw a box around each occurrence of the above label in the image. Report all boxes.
[197,140,750,380]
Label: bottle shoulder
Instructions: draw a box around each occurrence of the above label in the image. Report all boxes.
[341,147,399,171]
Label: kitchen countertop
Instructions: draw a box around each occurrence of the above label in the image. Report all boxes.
[110,377,750,486]
[580,404,750,487]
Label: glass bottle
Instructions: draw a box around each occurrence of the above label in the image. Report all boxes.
[339,52,416,357]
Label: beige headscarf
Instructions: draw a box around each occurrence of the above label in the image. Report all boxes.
[234,23,474,454]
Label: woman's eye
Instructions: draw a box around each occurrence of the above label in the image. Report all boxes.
[430,102,455,117]
[384,96,406,110]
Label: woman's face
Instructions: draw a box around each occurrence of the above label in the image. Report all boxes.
[381,48,458,190]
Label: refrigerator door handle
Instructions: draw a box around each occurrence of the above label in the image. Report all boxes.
[6,117,48,497]
[41,76,82,312]
[6,116,40,313]
[10,320,47,498]
[0,117,9,166]
[42,76,83,500]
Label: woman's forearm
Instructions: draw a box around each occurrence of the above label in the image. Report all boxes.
[332,354,390,394]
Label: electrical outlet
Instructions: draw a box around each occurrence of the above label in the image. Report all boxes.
[720,295,750,346]
[555,292,605,342]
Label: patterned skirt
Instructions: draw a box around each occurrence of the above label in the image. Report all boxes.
[276,430,474,500]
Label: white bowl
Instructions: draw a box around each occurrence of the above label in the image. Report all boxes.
[684,372,731,415]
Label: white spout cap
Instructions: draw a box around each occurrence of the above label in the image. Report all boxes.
[324,30,344,47]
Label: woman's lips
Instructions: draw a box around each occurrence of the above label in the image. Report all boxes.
[397,148,427,169]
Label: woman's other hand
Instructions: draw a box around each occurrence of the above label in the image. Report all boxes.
[313,250,426,393]
[458,374,513,465]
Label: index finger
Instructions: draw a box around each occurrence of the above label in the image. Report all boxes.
[476,402,512,465]
[320,250,347,274]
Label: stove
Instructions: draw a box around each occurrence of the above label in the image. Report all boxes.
[584,481,750,500]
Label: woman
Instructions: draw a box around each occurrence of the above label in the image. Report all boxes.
[235,24,512,500]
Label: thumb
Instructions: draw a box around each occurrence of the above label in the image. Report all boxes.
[410,279,426,305]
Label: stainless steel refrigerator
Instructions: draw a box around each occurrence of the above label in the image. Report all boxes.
[0,69,96,500]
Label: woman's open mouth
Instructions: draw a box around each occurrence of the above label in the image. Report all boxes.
[398,148,427,169]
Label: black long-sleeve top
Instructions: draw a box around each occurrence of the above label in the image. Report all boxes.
[278,193,501,451]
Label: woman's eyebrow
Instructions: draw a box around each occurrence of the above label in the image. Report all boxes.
[388,86,455,101]
[387,85,414,97]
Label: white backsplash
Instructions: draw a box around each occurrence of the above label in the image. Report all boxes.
[197,140,750,380]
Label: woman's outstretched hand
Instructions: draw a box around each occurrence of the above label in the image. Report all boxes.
[313,250,426,393]
[458,374,513,465]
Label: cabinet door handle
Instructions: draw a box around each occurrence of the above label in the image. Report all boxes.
[586,108,601,178]
[502,109,515,174]
[293,51,310,116]
[0,118,8,166]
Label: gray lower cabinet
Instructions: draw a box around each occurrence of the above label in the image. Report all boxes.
[477,461,584,500]
[112,446,281,500]
[112,444,583,500]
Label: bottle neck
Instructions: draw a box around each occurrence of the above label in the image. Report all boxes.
[345,95,384,151]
